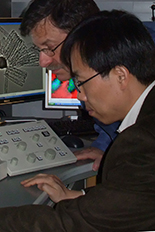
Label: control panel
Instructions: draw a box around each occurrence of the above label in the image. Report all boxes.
[0,120,77,176]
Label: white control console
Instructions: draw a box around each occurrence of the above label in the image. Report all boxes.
[0,120,77,176]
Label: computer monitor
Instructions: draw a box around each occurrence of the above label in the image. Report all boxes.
[45,70,81,109]
[0,18,46,106]
[143,21,155,43]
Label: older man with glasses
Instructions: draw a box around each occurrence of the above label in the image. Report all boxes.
[20,0,120,175]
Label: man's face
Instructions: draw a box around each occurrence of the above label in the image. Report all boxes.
[71,48,127,124]
[31,18,70,81]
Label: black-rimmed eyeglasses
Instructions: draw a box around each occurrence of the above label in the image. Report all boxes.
[34,40,65,57]
[73,71,103,93]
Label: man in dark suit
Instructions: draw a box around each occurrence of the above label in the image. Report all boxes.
[0,9,155,231]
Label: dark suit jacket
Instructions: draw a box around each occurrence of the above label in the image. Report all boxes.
[1,87,155,232]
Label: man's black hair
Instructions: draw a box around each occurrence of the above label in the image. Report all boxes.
[61,10,155,85]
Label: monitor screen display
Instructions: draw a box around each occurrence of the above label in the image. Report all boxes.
[45,70,81,109]
[0,18,46,106]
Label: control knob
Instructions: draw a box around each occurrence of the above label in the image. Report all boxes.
[10,157,18,166]
[32,134,40,142]
[1,145,9,154]
[27,153,36,163]
[49,136,57,144]
[44,148,56,160]
[17,141,27,151]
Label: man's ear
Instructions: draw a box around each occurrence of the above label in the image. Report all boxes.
[114,66,130,89]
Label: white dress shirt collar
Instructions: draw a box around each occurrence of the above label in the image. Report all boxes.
[117,81,155,133]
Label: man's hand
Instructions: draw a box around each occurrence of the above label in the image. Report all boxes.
[74,147,103,171]
[21,174,83,203]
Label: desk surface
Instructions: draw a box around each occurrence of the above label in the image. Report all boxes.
[0,138,97,208]
[0,160,96,208]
